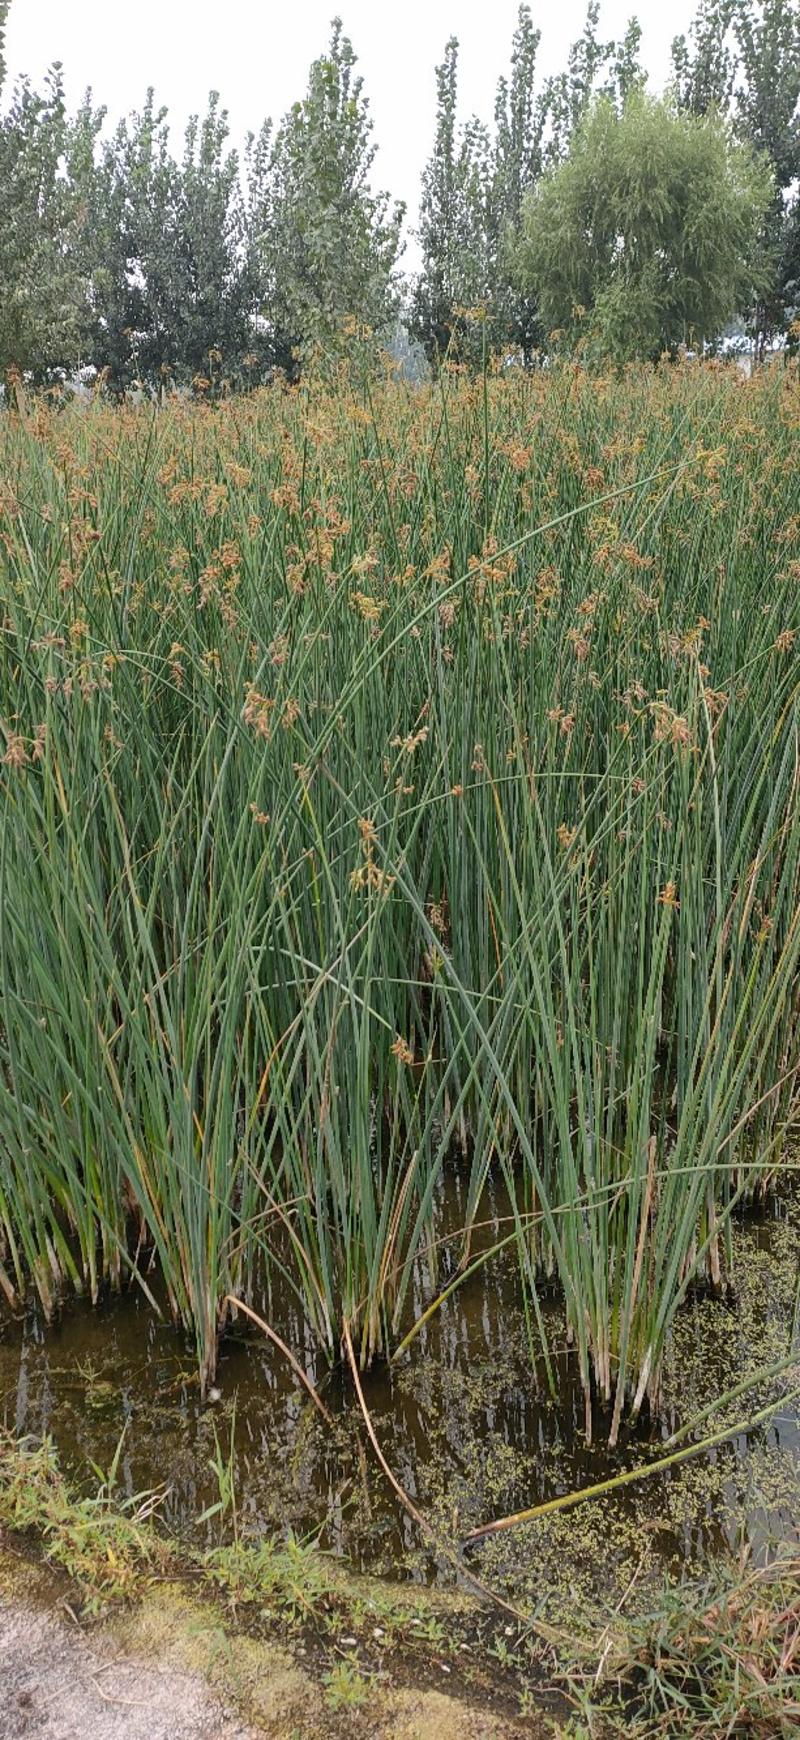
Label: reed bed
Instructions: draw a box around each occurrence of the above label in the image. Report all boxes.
[0,359,798,1440]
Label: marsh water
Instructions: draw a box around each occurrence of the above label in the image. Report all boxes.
[2,1183,799,1617]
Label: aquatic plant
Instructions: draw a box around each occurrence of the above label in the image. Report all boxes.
[0,358,798,1434]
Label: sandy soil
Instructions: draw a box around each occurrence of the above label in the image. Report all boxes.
[0,1595,256,1740]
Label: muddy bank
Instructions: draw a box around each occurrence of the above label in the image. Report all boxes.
[0,1551,533,1739]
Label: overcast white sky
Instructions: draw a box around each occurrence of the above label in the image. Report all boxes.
[4,1,698,262]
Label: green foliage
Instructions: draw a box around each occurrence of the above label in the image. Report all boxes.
[673,1,800,349]
[734,1,800,346]
[491,6,549,361]
[672,0,738,115]
[0,1430,168,1611]
[78,92,259,394]
[543,0,621,160]
[0,1427,389,1640]
[0,0,9,95]
[76,92,172,391]
[204,1534,333,1624]
[3,1419,799,1733]
[517,93,772,359]
[410,20,549,369]
[198,1404,239,1543]
[735,0,800,191]
[0,65,95,383]
[783,197,800,339]
[411,6,651,371]
[409,0,798,363]
[409,37,474,366]
[584,1547,800,1737]
[1,9,401,390]
[249,19,404,376]
[2,0,798,376]
[323,1659,370,1710]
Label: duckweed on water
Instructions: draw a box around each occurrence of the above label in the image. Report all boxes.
[1,1189,798,1622]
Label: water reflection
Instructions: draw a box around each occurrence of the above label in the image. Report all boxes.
[1,1187,798,1597]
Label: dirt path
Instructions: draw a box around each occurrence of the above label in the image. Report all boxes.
[0,1596,256,1740]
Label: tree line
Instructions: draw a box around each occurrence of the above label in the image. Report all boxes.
[0,0,798,389]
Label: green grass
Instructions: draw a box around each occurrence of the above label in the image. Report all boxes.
[566,1547,800,1738]
[0,358,798,1440]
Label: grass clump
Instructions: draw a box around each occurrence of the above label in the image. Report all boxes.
[0,1423,347,1629]
[0,1425,521,1719]
[566,1548,800,1737]
[0,1424,453,1650]
[0,1428,168,1610]
[0,360,799,1440]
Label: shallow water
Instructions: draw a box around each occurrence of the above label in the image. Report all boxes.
[1,1187,799,1614]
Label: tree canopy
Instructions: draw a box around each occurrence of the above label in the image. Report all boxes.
[515,93,772,361]
[0,64,93,382]
[0,0,798,386]
[250,20,404,377]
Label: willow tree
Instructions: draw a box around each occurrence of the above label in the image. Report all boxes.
[516,93,772,361]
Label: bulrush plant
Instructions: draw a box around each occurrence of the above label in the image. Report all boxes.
[0,360,798,1437]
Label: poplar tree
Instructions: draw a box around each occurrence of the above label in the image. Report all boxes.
[0,0,9,93]
[408,38,465,367]
[673,1,800,348]
[412,5,648,371]
[733,0,800,347]
[492,7,548,360]
[671,0,738,114]
[0,63,91,382]
[544,2,618,161]
[82,93,253,392]
[250,19,404,375]
[82,93,178,390]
